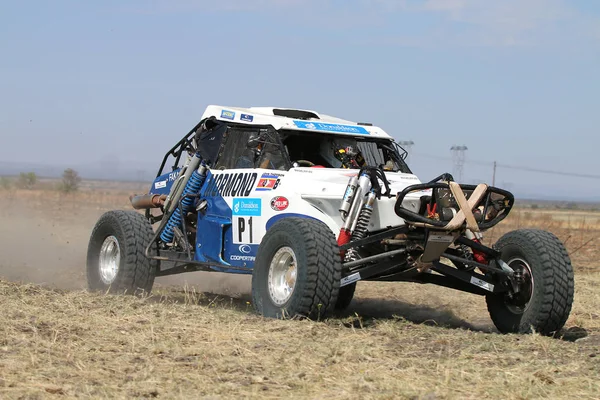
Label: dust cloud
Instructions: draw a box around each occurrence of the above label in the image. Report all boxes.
[0,194,251,295]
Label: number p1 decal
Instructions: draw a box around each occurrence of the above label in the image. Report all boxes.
[232,198,261,244]
[237,216,254,243]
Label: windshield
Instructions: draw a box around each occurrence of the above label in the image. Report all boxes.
[280,130,412,173]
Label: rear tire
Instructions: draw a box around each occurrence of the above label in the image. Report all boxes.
[252,218,342,319]
[87,210,157,295]
[486,229,574,335]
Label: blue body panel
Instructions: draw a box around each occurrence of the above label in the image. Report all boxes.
[149,168,181,196]
[195,172,254,274]
[157,170,318,275]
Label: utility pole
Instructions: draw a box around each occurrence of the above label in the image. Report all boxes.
[450,145,468,182]
[492,161,497,187]
[398,140,415,164]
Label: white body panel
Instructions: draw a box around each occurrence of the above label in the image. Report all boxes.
[200,105,394,139]
[207,167,423,241]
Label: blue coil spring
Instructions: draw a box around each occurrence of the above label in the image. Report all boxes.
[160,168,206,244]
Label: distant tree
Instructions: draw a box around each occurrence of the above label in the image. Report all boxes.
[0,177,11,190]
[59,168,82,193]
[18,172,37,189]
[565,202,579,210]
[530,204,539,210]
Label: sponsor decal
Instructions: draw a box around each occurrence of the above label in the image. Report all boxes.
[221,110,235,120]
[168,170,180,182]
[154,180,167,189]
[343,185,355,200]
[470,276,495,292]
[232,198,261,216]
[270,196,289,211]
[428,234,454,244]
[256,173,280,191]
[239,244,252,254]
[293,120,369,135]
[200,172,258,197]
[341,272,361,287]
[230,255,256,262]
[240,113,254,122]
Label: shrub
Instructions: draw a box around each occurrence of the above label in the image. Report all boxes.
[59,168,82,193]
[0,177,12,190]
[18,172,37,189]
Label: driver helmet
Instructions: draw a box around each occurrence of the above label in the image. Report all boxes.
[320,138,365,168]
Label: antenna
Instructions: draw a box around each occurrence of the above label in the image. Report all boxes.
[398,140,415,164]
[450,145,468,182]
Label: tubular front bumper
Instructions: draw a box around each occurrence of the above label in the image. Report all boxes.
[394,182,514,231]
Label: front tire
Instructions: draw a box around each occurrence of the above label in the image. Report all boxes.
[335,282,356,310]
[252,218,342,319]
[87,210,157,295]
[486,229,574,335]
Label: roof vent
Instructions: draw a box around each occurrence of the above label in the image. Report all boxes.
[273,109,320,120]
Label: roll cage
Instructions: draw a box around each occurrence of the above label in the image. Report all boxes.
[154,118,412,178]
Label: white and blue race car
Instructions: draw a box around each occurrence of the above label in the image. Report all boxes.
[87,106,574,335]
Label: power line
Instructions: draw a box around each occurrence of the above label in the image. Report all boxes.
[496,163,600,180]
[410,152,600,180]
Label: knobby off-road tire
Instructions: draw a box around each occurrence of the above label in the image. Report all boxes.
[252,218,342,319]
[486,229,574,335]
[87,210,158,295]
[335,282,356,310]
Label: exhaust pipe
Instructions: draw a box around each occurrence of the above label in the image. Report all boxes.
[130,194,167,209]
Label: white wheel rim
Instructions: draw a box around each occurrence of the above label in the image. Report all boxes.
[99,236,120,284]
[267,247,298,306]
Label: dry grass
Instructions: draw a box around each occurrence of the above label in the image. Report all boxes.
[0,182,599,399]
[0,276,599,400]
[485,208,600,271]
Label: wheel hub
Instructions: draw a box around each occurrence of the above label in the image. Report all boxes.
[267,247,298,306]
[505,257,534,313]
[99,236,120,285]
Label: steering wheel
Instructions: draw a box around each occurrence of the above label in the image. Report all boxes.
[293,160,315,167]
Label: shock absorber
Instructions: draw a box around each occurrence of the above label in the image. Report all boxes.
[337,172,372,253]
[160,160,208,244]
[339,175,359,222]
[351,192,376,241]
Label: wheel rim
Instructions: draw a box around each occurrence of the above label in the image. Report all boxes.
[505,257,535,314]
[99,236,120,285]
[267,246,298,306]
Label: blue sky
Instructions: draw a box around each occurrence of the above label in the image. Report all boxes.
[1,0,599,199]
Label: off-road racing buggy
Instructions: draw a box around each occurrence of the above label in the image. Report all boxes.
[87,106,574,335]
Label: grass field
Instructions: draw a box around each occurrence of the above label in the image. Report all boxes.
[0,183,599,399]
